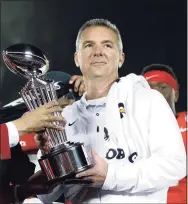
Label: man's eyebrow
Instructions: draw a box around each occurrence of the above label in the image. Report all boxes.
[82,40,114,45]
[82,40,94,45]
[101,40,114,44]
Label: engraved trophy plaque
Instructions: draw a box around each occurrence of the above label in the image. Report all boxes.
[2,43,93,183]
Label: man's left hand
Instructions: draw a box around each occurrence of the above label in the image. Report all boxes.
[76,150,108,187]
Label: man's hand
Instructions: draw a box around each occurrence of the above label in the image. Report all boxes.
[69,75,85,96]
[13,100,65,137]
[76,150,108,188]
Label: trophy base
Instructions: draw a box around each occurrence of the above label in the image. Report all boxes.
[48,165,94,187]
[39,142,93,183]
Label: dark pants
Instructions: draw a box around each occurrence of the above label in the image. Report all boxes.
[0,143,35,203]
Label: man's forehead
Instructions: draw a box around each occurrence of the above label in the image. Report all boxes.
[80,26,118,42]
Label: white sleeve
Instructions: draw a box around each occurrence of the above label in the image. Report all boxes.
[102,91,186,193]
[6,122,19,148]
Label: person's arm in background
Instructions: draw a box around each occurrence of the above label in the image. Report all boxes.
[0,100,65,160]
[0,100,66,204]
[0,123,11,159]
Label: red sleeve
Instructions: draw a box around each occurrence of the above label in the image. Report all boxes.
[167,112,187,204]
[19,133,38,152]
[0,123,11,160]
[177,112,187,152]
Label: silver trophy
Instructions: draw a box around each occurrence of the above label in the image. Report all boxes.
[2,43,93,183]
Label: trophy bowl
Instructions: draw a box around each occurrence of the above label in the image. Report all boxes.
[2,43,49,79]
[2,43,93,184]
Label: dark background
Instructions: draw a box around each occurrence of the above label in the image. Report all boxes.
[0,0,187,112]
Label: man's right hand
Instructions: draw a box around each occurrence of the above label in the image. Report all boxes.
[12,100,65,137]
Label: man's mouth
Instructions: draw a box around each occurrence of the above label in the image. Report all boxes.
[90,62,106,65]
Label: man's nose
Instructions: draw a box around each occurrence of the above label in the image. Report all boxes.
[93,45,104,56]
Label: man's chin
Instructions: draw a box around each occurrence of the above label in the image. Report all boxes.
[89,73,104,78]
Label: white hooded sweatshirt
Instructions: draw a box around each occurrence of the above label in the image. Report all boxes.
[36,74,186,204]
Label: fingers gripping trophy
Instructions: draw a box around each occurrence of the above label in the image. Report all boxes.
[2,43,93,184]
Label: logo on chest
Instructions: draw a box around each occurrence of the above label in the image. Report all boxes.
[105,148,138,163]
[98,127,138,163]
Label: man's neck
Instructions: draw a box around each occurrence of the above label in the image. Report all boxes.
[84,75,118,100]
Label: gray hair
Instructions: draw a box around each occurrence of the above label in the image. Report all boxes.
[76,18,123,52]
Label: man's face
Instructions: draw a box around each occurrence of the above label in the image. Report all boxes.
[148,81,178,105]
[74,26,124,79]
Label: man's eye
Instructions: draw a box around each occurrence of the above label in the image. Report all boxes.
[104,44,112,48]
[85,44,92,48]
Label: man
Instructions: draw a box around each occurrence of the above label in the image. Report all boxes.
[36,19,186,204]
[142,64,187,204]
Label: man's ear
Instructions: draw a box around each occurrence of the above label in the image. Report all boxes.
[74,52,79,67]
[118,52,125,68]
[174,90,179,103]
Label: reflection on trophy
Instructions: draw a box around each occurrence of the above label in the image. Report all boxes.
[2,43,93,183]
